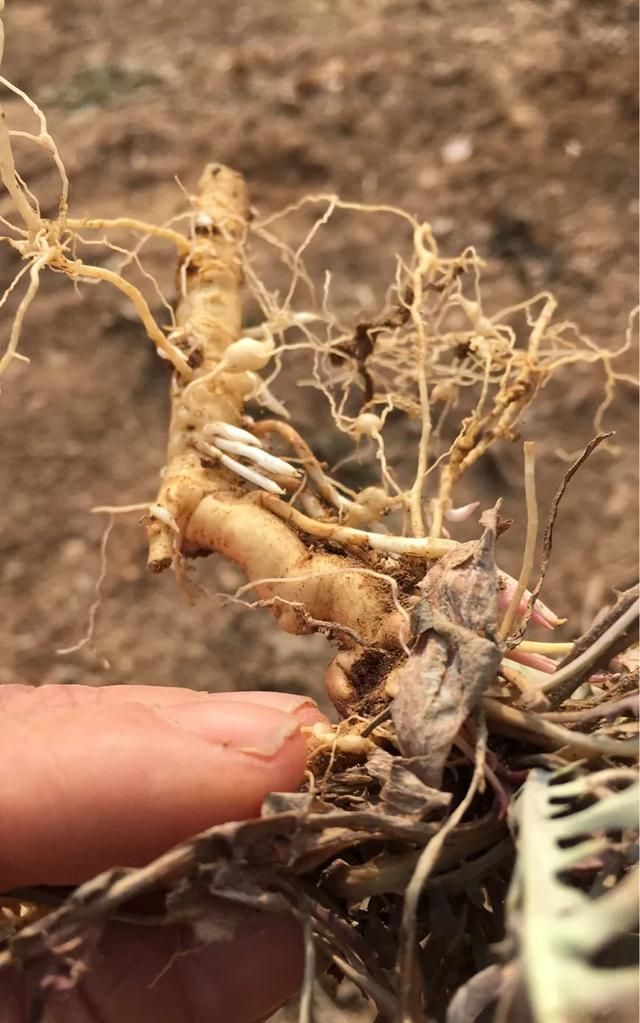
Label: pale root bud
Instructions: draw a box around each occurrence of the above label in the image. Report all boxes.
[353,412,382,438]
[456,297,495,336]
[356,486,389,517]
[148,503,179,533]
[222,335,275,372]
[422,251,436,274]
[221,371,257,397]
[496,570,566,629]
[431,380,459,403]
[384,673,400,698]
[203,421,261,446]
[325,651,359,715]
[310,721,338,743]
[306,723,373,757]
[336,734,373,755]
[343,485,390,528]
[444,500,479,523]
[176,406,196,427]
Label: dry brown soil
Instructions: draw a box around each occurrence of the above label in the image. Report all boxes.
[0,0,637,712]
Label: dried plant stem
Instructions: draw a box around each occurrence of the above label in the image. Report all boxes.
[399,713,488,1021]
[331,955,398,1020]
[328,816,507,901]
[513,432,614,640]
[499,442,538,640]
[540,694,638,723]
[541,596,640,704]
[299,916,316,1023]
[483,696,638,758]
[500,662,551,711]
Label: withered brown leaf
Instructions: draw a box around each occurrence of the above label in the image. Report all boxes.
[367,747,451,820]
[391,508,503,786]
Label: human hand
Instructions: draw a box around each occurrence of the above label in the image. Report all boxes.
[0,684,325,1023]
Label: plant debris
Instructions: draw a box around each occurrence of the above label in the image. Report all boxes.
[391,507,502,786]
[0,7,637,1016]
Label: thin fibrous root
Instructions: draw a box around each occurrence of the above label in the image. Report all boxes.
[255,493,456,560]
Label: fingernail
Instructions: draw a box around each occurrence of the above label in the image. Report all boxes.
[211,691,326,726]
[159,700,300,758]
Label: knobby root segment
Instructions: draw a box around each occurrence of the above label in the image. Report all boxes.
[143,165,408,651]
[146,163,251,570]
[86,164,635,715]
[185,492,399,648]
[0,66,632,675]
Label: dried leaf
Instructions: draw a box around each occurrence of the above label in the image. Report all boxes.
[367,747,451,819]
[391,510,503,785]
[262,791,315,817]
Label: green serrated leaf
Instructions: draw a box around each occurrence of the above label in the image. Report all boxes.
[507,767,639,1022]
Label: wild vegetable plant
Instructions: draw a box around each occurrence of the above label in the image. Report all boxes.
[0,5,637,1021]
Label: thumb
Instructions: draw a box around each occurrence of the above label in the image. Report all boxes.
[0,684,323,889]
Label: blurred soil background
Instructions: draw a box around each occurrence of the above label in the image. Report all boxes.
[0,0,637,712]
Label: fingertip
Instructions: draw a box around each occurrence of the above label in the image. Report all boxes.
[0,696,312,888]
